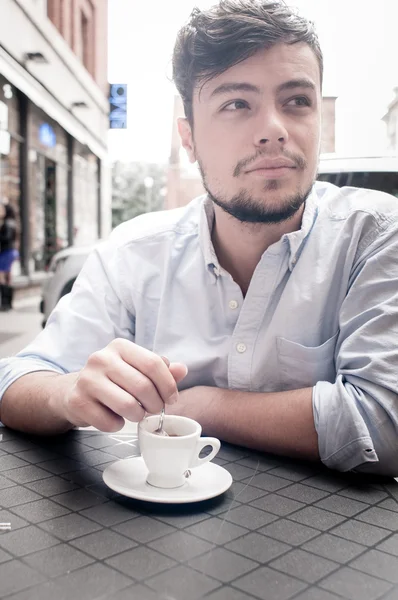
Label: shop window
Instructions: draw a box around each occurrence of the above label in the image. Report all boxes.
[0,79,21,260]
[29,105,69,271]
[81,11,90,72]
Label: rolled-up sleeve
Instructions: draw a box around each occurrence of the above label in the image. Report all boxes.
[0,240,135,405]
[313,219,398,476]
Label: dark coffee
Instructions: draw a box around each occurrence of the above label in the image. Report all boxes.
[152,431,183,437]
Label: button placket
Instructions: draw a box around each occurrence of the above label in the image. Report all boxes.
[228,252,286,390]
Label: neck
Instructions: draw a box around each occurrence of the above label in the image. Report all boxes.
[212,204,304,295]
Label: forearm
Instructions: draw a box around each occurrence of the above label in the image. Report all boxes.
[0,372,78,435]
[180,386,319,461]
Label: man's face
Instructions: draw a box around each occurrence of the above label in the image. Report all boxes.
[178,43,322,223]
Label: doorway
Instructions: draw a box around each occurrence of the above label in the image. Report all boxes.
[43,158,57,268]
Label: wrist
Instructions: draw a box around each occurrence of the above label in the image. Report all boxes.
[47,372,79,430]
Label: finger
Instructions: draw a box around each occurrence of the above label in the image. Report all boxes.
[84,403,125,433]
[160,356,170,367]
[85,375,147,421]
[114,340,180,405]
[106,360,165,415]
[169,362,188,384]
[67,391,125,432]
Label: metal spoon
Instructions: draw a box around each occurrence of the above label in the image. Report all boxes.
[153,356,171,436]
[154,407,168,437]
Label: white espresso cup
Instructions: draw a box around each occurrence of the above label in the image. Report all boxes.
[138,414,221,489]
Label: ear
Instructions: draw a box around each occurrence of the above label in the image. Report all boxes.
[177,117,196,163]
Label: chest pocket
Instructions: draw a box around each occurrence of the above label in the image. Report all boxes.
[276,332,338,390]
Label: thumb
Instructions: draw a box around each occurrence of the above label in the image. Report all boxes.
[169,362,188,384]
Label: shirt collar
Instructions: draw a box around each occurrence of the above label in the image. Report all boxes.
[198,185,319,274]
[283,185,319,271]
[199,196,220,273]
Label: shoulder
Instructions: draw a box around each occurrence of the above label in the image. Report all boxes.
[92,196,206,271]
[314,181,398,229]
[108,196,205,250]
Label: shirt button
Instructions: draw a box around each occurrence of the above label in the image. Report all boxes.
[229,300,238,310]
[236,343,247,353]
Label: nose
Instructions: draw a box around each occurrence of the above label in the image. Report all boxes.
[254,106,289,148]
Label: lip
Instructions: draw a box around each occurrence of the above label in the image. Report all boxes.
[246,166,296,179]
[245,158,297,173]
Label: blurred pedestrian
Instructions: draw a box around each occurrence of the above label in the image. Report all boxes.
[0,203,18,311]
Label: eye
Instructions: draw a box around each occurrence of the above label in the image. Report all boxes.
[223,100,249,111]
[286,96,311,108]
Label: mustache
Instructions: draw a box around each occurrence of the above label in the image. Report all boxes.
[233,150,307,177]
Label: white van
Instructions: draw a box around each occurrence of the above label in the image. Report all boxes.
[317,154,398,197]
[40,243,99,326]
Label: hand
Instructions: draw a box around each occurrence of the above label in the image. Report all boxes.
[58,339,188,432]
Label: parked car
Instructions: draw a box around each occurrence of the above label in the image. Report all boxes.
[317,154,398,197]
[41,155,397,327]
[40,243,99,327]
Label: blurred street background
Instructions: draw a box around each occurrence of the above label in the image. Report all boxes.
[0,294,41,358]
[0,0,398,358]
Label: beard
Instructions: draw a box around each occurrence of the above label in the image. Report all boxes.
[197,156,314,225]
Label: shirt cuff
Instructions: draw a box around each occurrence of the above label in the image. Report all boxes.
[312,378,379,472]
[0,355,66,403]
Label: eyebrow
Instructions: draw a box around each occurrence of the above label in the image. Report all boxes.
[277,78,316,93]
[210,78,316,98]
[210,82,260,97]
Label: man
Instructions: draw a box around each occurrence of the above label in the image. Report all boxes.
[1,0,397,475]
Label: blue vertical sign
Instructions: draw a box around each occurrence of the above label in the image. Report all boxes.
[109,84,127,129]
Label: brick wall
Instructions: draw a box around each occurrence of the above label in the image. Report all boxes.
[47,0,108,95]
[321,97,337,154]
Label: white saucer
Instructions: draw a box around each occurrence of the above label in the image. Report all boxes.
[103,456,233,504]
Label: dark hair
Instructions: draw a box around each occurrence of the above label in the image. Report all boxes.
[3,204,16,220]
[172,0,323,124]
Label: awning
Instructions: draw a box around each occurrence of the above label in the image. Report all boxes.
[0,46,107,160]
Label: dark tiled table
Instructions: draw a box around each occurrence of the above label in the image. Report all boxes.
[1,427,398,600]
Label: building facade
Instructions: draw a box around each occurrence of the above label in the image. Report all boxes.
[166,94,337,210]
[0,0,110,276]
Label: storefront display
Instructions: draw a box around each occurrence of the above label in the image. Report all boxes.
[0,76,21,257]
[0,75,103,274]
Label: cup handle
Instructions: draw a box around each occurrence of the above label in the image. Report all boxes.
[189,437,221,469]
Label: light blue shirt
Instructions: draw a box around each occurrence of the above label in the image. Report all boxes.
[1,181,398,474]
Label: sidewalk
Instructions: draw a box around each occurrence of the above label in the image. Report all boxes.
[12,271,48,303]
[0,295,43,358]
